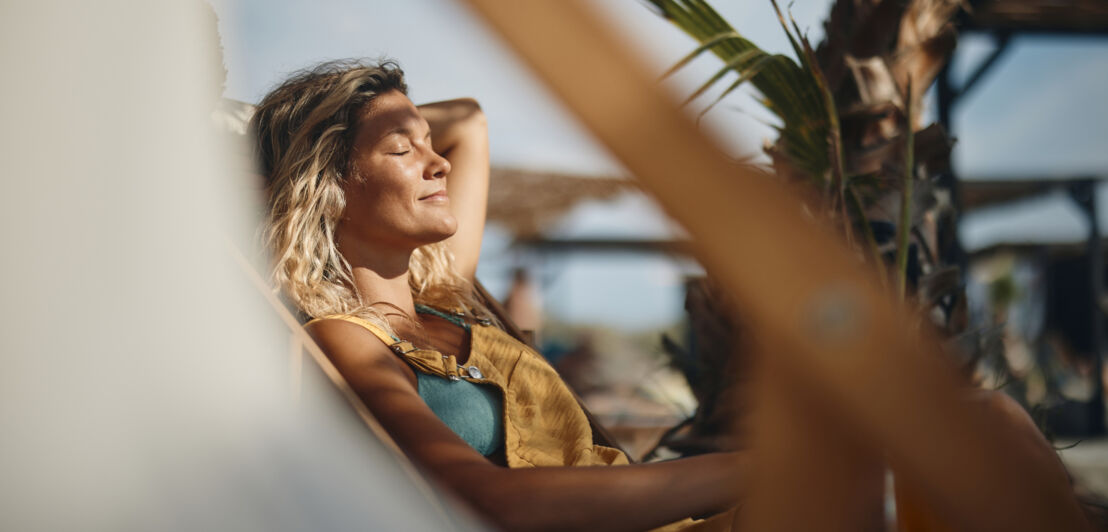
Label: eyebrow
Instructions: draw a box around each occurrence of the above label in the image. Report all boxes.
[380,126,432,141]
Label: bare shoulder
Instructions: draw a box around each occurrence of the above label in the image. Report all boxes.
[305,318,388,357]
[304,318,416,387]
[304,317,494,473]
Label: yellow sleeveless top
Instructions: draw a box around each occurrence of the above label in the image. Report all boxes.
[309,314,735,531]
[310,314,629,468]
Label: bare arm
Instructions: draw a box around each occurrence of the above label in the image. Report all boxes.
[308,319,743,532]
[419,99,489,281]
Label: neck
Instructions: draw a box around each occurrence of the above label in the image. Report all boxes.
[339,237,418,329]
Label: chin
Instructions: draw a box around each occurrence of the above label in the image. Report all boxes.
[424,218,459,244]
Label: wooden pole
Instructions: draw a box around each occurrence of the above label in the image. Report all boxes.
[458,1,1089,529]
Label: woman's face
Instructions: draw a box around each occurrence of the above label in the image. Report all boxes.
[340,90,456,253]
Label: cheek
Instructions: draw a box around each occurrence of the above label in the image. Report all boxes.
[349,161,414,209]
[341,180,453,244]
[339,180,383,227]
[345,185,408,229]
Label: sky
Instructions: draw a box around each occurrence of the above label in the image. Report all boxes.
[212,0,1108,330]
[213,0,836,175]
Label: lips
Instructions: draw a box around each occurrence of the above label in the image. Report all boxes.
[419,190,448,201]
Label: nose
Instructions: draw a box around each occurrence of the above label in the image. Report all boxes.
[425,151,451,180]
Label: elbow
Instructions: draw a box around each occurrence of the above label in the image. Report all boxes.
[455,97,482,113]
[455,98,486,128]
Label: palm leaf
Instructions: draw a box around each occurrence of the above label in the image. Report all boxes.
[661,31,744,79]
[697,54,779,116]
[682,49,762,105]
[649,0,833,183]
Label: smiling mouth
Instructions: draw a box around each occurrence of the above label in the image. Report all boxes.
[419,190,448,201]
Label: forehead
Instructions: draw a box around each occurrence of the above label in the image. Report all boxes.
[354,90,425,142]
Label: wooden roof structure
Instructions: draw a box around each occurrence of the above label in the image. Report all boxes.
[965,0,1108,34]
[935,0,1108,272]
[961,176,1105,211]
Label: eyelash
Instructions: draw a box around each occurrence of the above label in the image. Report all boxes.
[389,150,411,156]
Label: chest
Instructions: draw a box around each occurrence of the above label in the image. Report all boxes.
[392,312,474,389]
[414,316,473,363]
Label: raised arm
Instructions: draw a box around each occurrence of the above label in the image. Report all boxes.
[419,99,489,281]
[307,319,743,532]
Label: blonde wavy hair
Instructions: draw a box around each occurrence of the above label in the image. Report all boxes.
[251,59,494,336]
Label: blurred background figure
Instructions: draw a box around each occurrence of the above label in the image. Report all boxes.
[503,267,543,344]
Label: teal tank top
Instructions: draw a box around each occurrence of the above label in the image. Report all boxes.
[416,373,504,456]
[413,305,504,457]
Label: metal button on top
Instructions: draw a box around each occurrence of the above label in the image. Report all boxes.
[390,342,415,355]
[467,365,483,379]
[477,318,492,326]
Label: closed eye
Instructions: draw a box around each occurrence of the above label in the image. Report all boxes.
[389,150,411,156]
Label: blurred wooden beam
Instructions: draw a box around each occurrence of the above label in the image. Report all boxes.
[460,1,1090,530]
[745,347,886,532]
[516,237,693,256]
[965,0,1108,35]
[961,176,1104,210]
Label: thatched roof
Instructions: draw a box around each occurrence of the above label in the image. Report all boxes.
[487,168,636,239]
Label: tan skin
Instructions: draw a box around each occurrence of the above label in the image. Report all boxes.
[307,90,743,532]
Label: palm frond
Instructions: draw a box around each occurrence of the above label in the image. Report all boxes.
[697,54,778,116]
[682,49,761,105]
[650,0,833,183]
[660,31,744,79]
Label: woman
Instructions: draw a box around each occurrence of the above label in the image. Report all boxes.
[252,59,742,531]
